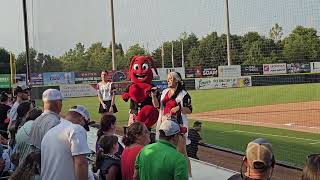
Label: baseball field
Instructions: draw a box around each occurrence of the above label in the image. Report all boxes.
[59,83,320,167]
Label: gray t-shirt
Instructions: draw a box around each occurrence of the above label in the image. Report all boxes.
[41,119,91,180]
[8,101,20,122]
[29,111,61,149]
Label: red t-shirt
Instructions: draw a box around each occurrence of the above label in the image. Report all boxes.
[121,145,144,180]
[162,92,178,115]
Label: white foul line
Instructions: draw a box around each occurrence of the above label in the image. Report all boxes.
[230,130,320,145]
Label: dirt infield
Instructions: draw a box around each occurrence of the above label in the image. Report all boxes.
[188,101,320,133]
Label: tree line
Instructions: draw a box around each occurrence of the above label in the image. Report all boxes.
[0,24,319,74]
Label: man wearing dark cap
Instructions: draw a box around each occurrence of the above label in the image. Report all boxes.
[41,105,91,180]
[228,138,276,180]
[135,120,188,180]
[8,85,31,123]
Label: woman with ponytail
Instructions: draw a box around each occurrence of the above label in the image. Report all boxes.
[121,122,150,180]
[94,135,122,180]
[156,71,193,178]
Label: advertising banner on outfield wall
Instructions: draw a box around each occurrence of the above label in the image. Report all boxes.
[287,63,310,73]
[185,68,195,78]
[195,76,252,90]
[60,84,97,97]
[311,62,320,73]
[241,65,263,75]
[112,82,131,95]
[152,80,168,91]
[43,72,75,85]
[263,63,287,75]
[0,74,10,88]
[75,72,101,84]
[218,65,241,77]
[30,73,43,85]
[202,67,218,77]
[15,74,27,86]
[157,67,185,80]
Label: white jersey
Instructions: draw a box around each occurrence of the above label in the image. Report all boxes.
[97,82,112,101]
[41,119,91,180]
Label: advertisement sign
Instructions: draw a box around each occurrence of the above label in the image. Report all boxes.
[112,82,131,95]
[218,65,241,77]
[15,74,27,86]
[152,80,168,91]
[0,74,10,88]
[43,72,75,85]
[241,65,263,75]
[75,72,101,84]
[30,73,43,85]
[194,66,202,78]
[111,70,128,82]
[287,63,310,73]
[157,67,185,80]
[202,67,218,77]
[263,63,287,75]
[195,76,252,90]
[185,68,195,78]
[311,62,320,73]
[60,84,97,98]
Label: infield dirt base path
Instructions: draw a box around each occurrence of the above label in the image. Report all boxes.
[188,101,320,133]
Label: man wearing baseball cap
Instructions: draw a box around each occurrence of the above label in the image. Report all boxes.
[134,120,188,180]
[41,105,92,180]
[28,88,64,149]
[8,85,31,123]
[228,138,276,180]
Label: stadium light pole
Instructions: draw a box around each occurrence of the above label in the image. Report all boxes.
[224,0,232,66]
[110,0,116,70]
[22,0,31,85]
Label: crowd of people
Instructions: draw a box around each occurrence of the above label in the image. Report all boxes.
[0,63,319,180]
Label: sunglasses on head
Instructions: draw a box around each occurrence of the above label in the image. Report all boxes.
[307,154,320,161]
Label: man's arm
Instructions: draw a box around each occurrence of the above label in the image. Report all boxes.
[73,155,88,180]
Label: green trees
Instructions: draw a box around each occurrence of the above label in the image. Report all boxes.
[4,25,320,73]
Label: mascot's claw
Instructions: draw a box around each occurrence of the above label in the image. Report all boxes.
[122,93,130,102]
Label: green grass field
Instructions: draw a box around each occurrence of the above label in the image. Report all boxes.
[44,83,320,167]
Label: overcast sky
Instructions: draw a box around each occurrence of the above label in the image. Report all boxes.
[0,0,319,56]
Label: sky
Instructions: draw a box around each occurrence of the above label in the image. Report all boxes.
[0,0,319,57]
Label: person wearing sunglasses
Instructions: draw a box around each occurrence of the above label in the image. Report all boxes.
[41,105,91,180]
[302,154,320,180]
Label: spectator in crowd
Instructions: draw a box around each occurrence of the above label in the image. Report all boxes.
[121,122,150,180]
[0,92,11,138]
[94,135,121,180]
[156,71,193,177]
[97,70,118,115]
[228,138,275,180]
[29,88,63,149]
[10,150,41,180]
[186,121,202,160]
[96,114,123,157]
[15,107,42,165]
[8,85,31,123]
[302,154,320,180]
[41,105,91,180]
[15,101,34,131]
[135,120,188,180]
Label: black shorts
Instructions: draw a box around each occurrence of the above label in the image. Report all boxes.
[98,100,118,114]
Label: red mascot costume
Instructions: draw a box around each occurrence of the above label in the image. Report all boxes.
[122,56,159,128]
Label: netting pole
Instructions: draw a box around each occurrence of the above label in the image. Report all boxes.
[224,0,232,66]
[110,0,116,70]
[22,0,31,85]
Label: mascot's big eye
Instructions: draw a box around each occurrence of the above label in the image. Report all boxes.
[142,63,149,70]
[133,64,139,70]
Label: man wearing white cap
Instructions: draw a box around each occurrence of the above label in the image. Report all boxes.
[135,120,188,180]
[41,105,92,180]
[28,88,63,149]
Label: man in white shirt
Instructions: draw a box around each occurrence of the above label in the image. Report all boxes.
[41,105,91,180]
